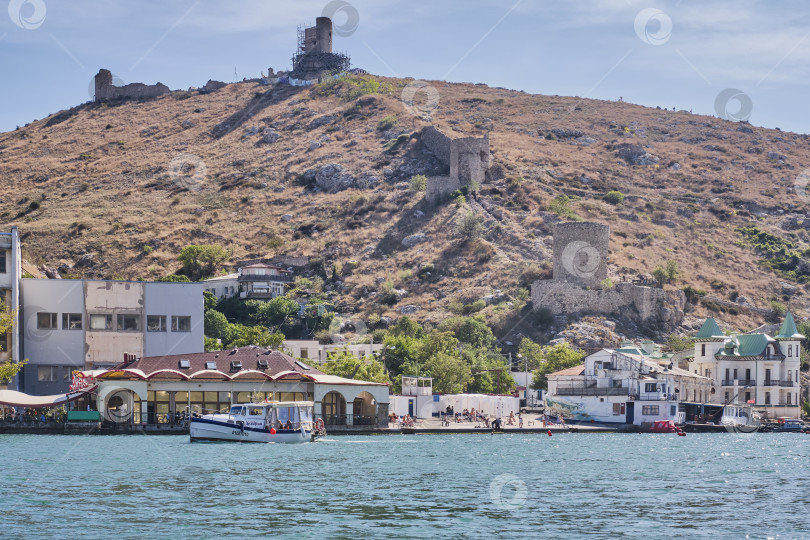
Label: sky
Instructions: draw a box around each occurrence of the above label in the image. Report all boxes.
[1,0,810,133]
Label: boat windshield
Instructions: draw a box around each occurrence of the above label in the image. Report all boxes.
[229,406,246,416]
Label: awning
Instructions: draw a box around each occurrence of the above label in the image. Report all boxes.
[0,388,95,408]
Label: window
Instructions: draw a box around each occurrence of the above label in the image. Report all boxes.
[178,359,191,369]
[788,345,792,357]
[745,391,751,403]
[644,383,658,392]
[787,393,792,405]
[37,366,58,382]
[205,361,217,370]
[171,316,191,332]
[147,315,166,332]
[117,314,140,331]
[701,344,705,356]
[0,333,6,352]
[745,369,751,382]
[642,405,659,416]
[62,313,82,330]
[670,405,676,416]
[733,368,738,380]
[725,368,730,382]
[724,392,729,402]
[89,314,113,330]
[63,368,72,382]
[612,403,625,416]
[0,251,6,273]
[37,312,57,329]
[765,392,771,405]
[300,349,308,359]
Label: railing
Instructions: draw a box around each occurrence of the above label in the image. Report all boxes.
[554,387,629,397]
[353,415,376,426]
[631,394,678,402]
[722,379,759,386]
[737,379,756,386]
[239,274,293,282]
[320,414,349,426]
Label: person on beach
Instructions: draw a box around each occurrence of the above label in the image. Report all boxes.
[518,414,523,428]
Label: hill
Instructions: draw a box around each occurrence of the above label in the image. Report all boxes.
[1,73,808,345]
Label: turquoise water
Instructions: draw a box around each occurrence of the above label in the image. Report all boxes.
[2,432,809,539]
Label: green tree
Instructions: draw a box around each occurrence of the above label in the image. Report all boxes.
[381,334,422,375]
[203,290,218,312]
[652,266,668,288]
[264,296,300,328]
[439,315,496,349]
[456,212,483,241]
[603,190,625,205]
[389,316,424,339]
[204,310,229,340]
[665,260,679,283]
[409,174,427,192]
[518,338,545,370]
[204,337,223,352]
[157,274,191,282]
[225,324,284,349]
[530,342,586,390]
[666,333,693,352]
[422,352,472,394]
[0,300,25,383]
[320,350,390,384]
[178,244,229,280]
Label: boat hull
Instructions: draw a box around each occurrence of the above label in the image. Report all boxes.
[189,417,312,443]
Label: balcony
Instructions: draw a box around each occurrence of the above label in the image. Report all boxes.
[721,379,756,386]
[554,387,630,397]
[239,273,293,283]
[764,379,794,387]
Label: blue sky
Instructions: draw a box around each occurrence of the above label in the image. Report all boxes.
[1,0,810,133]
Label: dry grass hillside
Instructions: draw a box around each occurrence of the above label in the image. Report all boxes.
[1,74,809,343]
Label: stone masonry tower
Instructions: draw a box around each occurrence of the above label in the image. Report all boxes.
[551,222,610,288]
[94,69,113,102]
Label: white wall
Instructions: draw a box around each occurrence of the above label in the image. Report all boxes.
[144,282,205,357]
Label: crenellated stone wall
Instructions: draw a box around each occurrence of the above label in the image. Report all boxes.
[94,69,170,102]
[530,281,686,332]
[531,221,686,332]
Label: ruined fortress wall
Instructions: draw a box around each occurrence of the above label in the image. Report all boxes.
[426,175,461,204]
[420,126,451,166]
[551,222,610,288]
[530,281,685,331]
[94,69,170,102]
[450,136,490,186]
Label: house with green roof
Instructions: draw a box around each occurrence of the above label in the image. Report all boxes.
[688,314,805,419]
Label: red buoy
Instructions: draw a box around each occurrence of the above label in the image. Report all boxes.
[547,430,553,437]
[677,431,685,437]
[270,428,277,435]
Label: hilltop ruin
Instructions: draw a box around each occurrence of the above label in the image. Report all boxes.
[290,17,351,80]
[420,126,491,203]
[94,69,170,102]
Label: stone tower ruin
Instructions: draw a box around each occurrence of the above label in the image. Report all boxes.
[551,222,610,288]
[421,126,492,203]
[93,68,170,102]
[530,221,686,333]
[291,17,350,80]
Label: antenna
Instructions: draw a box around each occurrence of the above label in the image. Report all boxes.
[232,66,238,82]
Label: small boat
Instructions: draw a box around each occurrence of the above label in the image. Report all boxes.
[772,418,805,433]
[650,420,685,436]
[189,401,325,443]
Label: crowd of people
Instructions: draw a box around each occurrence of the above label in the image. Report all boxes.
[1,407,66,425]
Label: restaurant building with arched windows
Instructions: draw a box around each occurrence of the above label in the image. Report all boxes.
[91,346,389,429]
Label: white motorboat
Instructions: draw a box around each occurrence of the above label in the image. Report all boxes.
[190,401,325,443]
[720,404,760,432]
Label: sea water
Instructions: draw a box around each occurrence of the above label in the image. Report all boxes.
[2,432,809,539]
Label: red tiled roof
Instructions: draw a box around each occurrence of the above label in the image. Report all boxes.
[110,346,322,379]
